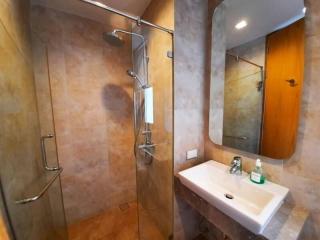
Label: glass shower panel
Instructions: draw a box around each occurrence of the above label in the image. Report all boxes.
[223,70,264,153]
[0,31,67,240]
[132,25,173,240]
[32,35,69,240]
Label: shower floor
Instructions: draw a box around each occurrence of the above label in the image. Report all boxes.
[68,202,163,240]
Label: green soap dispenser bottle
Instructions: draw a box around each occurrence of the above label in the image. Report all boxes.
[250,159,265,184]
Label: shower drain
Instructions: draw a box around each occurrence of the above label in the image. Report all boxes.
[119,202,130,211]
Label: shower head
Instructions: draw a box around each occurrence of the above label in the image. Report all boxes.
[103,29,146,48]
[103,31,124,47]
[127,69,147,88]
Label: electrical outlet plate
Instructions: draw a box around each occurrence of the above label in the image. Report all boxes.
[186,149,198,160]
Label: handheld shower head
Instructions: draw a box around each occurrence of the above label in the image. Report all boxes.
[127,70,136,78]
[127,70,146,88]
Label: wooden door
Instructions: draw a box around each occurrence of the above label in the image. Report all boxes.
[261,19,305,159]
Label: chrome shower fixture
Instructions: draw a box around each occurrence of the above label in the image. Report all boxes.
[126,70,147,88]
[80,0,173,34]
[102,31,124,47]
[103,29,146,47]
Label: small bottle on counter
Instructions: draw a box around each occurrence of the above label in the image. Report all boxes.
[250,159,265,184]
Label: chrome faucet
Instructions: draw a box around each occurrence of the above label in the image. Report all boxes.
[229,156,242,175]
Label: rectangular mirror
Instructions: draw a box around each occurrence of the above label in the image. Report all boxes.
[209,0,305,159]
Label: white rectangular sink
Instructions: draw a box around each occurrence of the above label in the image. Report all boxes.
[178,160,289,234]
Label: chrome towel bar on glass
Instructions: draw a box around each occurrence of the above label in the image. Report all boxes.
[15,168,63,204]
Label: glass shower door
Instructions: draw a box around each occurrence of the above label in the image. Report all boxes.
[223,54,264,154]
[32,35,69,240]
[0,31,68,240]
[132,24,173,240]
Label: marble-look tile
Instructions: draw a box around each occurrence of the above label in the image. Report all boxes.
[263,205,309,240]
[0,1,62,239]
[174,109,205,173]
[68,201,165,240]
[174,0,209,238]
[174,195,202,240]
[221,37,265,154]
[174,0,208,110]
[138,1,174,239]
[31,6,136,224]
[68,202,138,240]
[279,172,320,212]
[0,0,32,61]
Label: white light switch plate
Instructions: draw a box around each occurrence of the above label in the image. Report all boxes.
[186,149,198,160]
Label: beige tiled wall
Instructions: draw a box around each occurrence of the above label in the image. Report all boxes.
[174,0,320,239]
[174,0,208,174]
[0,0,56,239]
[223,37,265,153]
[204,0,320,239]
[31,6,136,224]
[174,0,210,239]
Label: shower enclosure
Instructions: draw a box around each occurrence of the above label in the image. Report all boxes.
[223,51,264,154]
[132,24,174,239]
[0,0,173,239]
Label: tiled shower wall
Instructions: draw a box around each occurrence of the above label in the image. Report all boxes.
[0,0,56,239]
[139,0,174,238]
[223,37,265,153]
[31,6,136,224]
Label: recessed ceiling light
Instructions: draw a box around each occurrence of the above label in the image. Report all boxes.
[302,7,307,14]
[235,20,247,30]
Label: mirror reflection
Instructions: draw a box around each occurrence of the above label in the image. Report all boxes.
[209,0,305,159]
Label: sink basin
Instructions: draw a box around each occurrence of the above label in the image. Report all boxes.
[178,160,289,234]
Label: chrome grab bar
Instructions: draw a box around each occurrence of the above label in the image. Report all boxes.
[15,168,63,204]
[41,134,60,171]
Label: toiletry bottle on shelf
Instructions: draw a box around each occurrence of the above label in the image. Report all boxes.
[250,159,265,184]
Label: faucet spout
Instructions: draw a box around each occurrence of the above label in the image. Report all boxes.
[229,156,242,175]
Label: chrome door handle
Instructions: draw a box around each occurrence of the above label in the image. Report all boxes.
[41,134,60,171]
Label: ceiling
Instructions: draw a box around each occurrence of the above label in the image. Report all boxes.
[31,0,152,29]
[224,0,305,49]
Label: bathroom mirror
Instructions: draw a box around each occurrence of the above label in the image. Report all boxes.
[209,0,305,159]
